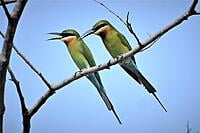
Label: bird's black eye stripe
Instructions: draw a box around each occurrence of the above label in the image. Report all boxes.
[95,23,107,31]
[61,32,75,37]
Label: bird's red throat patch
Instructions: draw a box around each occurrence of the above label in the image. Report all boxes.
[61,36,77,45]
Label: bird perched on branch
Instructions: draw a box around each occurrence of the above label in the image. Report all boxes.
[81,20,167,112]
[48,29,121,124]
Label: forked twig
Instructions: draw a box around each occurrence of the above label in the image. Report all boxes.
[93,0,142,46]
[0,0,11,21]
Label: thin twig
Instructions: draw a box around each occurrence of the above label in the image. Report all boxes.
[142,0,199,48]
[126,12,142,46]
[0,31,5,38]
[0,0,11,21]
[187,121,192,133]
[0,0,16,5]
[93,0,126,25]
[140,36,161,52]
[93,0,142,46]
[7,67,27,113]
[0,31,51,89]
[12,45,52,89]
[1,31,51,92]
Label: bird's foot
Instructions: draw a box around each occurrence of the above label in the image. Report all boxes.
[74,70,83,77]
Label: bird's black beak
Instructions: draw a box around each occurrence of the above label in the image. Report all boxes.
[47,32,63,41]
[80,29,95,40]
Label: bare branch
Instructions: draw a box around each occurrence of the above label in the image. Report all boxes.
[1,30,51,89]
[0,0,16,5]
[0,0,11,21]
[93,0,126,25]
[12,45,51,89]
[28,89,55,117]
[140,36,161,52]
[93,0,142,46]
[142,0,199,48]
[0,31,5,38]
[126,12,142,46]
[187,121,192,133]
[0,0,28,131]
[7,67,27,113]
[7,66,31,133]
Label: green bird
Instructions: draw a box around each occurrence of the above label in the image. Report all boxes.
[48,29,122,124]
[81,20,167,112]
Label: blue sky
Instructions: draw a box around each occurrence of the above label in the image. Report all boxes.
[1,0,200,133]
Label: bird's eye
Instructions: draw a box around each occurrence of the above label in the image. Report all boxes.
[95,23,107,31]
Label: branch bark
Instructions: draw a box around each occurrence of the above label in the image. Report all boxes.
[7,67,30,133]
[0,0,16,5]
[7,67,27,114]
[0,0,11,21]
[187,121,192,133]
[0,0,28,132]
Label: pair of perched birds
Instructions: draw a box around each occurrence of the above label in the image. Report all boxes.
[48,20,167,124]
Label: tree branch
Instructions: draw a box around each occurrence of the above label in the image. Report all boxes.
[28,89,55,117]
[1,30,52,132]
[187,121,192,133]
[12,45,51,89]
[93,0,142,46]
[7,66,31,133]
[0,0,28,132]
[10,45,56,117]
[0,0,11,21]
[0,0,16,5]
[0,31,5,38]
[7,67,27,114]
[1,31,51,90]
[126,12,142,46]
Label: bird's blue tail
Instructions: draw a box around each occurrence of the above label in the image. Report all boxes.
[121,61,167,112]
[87,74,122,124]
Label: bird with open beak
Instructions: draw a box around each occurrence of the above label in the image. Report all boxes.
[48,29,122,124]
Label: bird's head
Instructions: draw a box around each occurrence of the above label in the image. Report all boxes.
[48,29,80,45]
[81,20,111,39]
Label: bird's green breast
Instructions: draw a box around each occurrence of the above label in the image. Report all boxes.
[67,40,90,69]
[102,31,130,58]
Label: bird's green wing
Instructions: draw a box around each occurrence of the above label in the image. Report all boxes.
[117,32,136,64]
[117,32,132,51]
[81,42,103,85]
[81,42,96,67]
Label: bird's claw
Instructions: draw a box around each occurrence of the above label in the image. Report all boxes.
[74,70,83,77]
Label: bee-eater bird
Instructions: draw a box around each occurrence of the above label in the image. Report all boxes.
[48,29,122,124]
[81,20,167,112]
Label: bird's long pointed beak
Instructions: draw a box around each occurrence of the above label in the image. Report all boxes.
[47,32,62,41]
[80,29,95,40]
